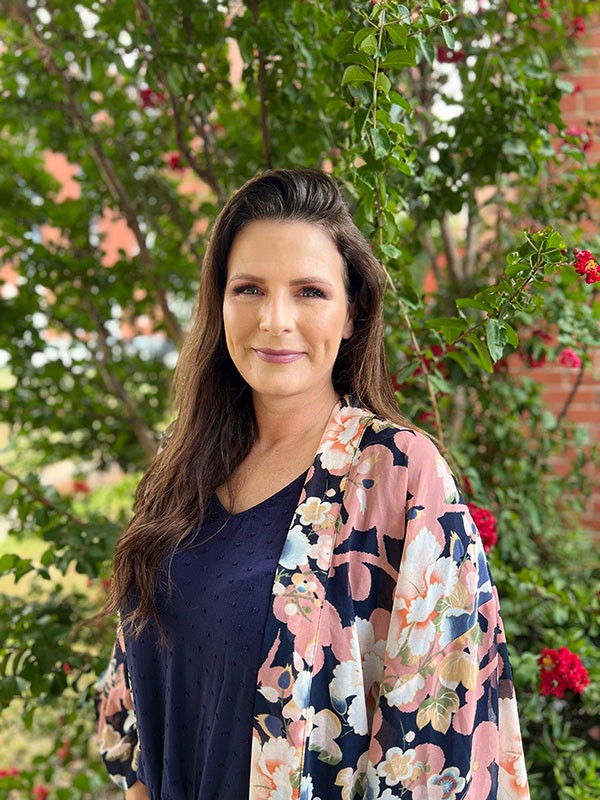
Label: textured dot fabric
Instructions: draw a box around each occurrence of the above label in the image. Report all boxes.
[124,470,308,800]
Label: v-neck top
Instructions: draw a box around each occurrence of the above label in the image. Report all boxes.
[123,469,308,800]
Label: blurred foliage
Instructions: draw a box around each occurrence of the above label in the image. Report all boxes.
[0,0,599,797]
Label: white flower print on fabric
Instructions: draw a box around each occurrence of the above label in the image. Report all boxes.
[413,766,466,800]
[297,497,332,527]
[376,747,416,787]
[329,618,385,735]
[279,526,311,570]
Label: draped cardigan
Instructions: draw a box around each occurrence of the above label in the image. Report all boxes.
[95,394,530,800]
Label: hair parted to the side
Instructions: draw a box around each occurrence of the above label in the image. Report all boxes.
[98,166,428,641]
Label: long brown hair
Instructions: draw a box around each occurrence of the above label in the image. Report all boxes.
[101,167,424,639]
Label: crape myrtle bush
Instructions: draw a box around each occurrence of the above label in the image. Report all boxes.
[0,1,598,797]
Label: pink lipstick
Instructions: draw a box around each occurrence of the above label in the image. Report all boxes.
[254,349,305,364]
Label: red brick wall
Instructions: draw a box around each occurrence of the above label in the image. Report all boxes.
[516,18,600,535]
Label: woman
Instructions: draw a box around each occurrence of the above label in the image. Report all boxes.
[95,167,530,800]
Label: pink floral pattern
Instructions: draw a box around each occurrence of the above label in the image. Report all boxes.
[250,396,530,799]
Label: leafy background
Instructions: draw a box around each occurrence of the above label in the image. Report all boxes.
[0,1,598,798]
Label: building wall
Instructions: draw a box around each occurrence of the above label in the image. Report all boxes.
[508,18,600,535]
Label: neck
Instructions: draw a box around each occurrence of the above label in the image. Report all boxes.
[251,385,341,451]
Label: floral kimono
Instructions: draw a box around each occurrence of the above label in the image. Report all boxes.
[95,394,530,799]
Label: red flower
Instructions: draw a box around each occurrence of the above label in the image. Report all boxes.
[62,662,71,674]
[538,0,551,19]
[563,125,593,152]
[538,647,590,698]
[166,152,186,171]
[57,738,71,760]
[571,82,582,94]
[467,502,497,552]
[573,249,600,284]
[73,479,89,493]
[570,16,586,37]
[417,410,435,424]
[0,768,20,777]
[558,347,583,369]
[139,87,165,110]
[522,328,552,368]
[463,476,473,496]
[32,786,50,800]
[101,578,112,592]
[436,46,465,63]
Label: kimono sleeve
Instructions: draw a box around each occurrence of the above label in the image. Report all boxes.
[93,624,140,790]
[367,432,530,799]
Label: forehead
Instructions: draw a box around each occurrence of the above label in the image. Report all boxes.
[227,219,344,278]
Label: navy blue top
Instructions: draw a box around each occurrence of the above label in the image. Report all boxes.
[124,470,308,800]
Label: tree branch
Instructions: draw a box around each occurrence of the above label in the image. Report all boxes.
[0,464,90,528]
[422,231,442,286]
[464,202,479,278]
[135,0,227,204]
[249,0,272,169]
[54,302,158,460]
[439,214,461,284]
[556,359,586,427]
[84,302,159,459]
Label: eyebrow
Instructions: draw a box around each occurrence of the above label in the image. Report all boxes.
[227,272,334,287]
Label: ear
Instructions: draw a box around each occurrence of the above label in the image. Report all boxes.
[342,298,356,340]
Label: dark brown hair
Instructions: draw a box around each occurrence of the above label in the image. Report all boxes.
[101,167,423,638]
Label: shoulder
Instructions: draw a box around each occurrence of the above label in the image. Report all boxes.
[357,411,440,464]
[354,410,459,492]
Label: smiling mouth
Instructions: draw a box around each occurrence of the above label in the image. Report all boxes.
[253,349,305,363]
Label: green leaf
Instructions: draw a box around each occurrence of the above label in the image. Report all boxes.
[417,33,435,65]
[503,321,519,347]
[381,49,416,69]
[376,72,391,95]
[441,25,455,50]
[371,127,391,159]
[355,30,377,56]
[485,318,508,362]
[341,65,373,86]
[465,333,493,373]
[426,316,468,344]
[332,31,354,58]
[455,298,491,312]
[387,24,408,47]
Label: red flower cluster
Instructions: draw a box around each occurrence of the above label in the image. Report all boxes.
[574,249,600,284]
[558,347,582,369]
[563,125,593,152]
[57,738,71,761]
[538,647,590,698]
[436,46,465,63]
[0,768,20,777]
[32,787,50,800]
[467,502,497,552]
[570,16,586,37]
[538,0,551,19]
[139,87,165,110]
[166,152,186,172]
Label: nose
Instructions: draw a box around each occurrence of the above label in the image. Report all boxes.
[258,292,295,335]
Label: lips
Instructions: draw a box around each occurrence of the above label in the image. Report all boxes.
[253,348,305,364]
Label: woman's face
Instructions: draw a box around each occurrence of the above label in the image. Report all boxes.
[223,219,354,405]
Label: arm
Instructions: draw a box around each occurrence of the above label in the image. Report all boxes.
[125,782,150,800]
[94,624,143,792]
[369,432,530,799]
